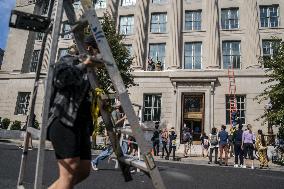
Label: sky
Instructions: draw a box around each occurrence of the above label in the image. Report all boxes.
[0,0,16,50]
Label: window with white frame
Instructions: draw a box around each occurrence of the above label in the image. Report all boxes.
[152,0,168,4]
[222,41,241,69]
[62,23,72,39]
[149,43,166,70]
[58,48,69,60]
[150,13,167,33]
[262,39,281,67]
[221,8,239,29]
[119,15,134,35]
[143,94,162,121]
[15,92,31,115]
[30,50,40,72]
[226,95,246,125]
[124,44,133,56]
[94,0,107,9]
[185,10,201,31]
[184,42,202,69]
[260,5,279,28]
[121,0,136,6]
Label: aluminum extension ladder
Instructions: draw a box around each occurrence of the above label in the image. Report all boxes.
[10,0,166,189]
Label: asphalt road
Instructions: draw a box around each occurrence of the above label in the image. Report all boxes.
[0,142,284,189]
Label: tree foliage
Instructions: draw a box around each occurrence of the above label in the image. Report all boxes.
[87,12,135,93]
[257,38,284,137]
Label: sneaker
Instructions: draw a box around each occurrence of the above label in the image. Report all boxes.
[18,145,24,150]
[242,165,247,168]
[208,161,212,164]
[251,166,254,170]
[91,162,98,171]
[28,147,33,151]
[234,164,239,168]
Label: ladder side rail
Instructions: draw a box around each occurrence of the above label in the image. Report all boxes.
[80,2,166,188]
[63,1,132,181]
[34,0,65,188]
[17,0,55,187]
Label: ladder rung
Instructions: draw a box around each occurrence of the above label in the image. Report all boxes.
[119,157,149,172]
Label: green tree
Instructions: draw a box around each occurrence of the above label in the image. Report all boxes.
[87,12,135,93]
[257,39,284,139]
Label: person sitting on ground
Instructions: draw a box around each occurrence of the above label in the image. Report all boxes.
[47,35,99,189]
[91,132,116,171]
[208,127,219,164]
[256,129,268,169]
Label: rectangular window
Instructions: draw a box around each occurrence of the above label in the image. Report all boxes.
[184,42,202,69]
[119,15,134,35]
[62,23,72,39]
[221,8,239,29]
[30,50,40,72]
[222,41,241,69]
[149,43,166,70]
[226,95,246,125]
[185,10,202,31]
[152,0,168,4]
[58,48,69,60]
[121,0,136,6]
[124,44,133,56]
[94,0,107,9]
[150,13,167,33]
[143,94,162,121]
[36,32,44,41]
[41,1,49,15]
[260,5,279,28]
[15,92,31,115]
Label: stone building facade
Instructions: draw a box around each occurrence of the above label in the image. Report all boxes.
[0,0,283,144]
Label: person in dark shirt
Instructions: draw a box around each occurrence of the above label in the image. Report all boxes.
[218,125,229,166]
[232,124,244,167]
[152,122,160,156]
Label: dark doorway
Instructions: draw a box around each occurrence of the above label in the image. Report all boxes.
[181,94,205,142]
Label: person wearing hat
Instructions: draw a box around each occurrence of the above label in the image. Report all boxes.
[168,127,177,160]
[47,35,99,189]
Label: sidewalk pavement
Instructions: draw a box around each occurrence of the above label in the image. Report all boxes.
[2,139,283,172]
[153,152,284,172]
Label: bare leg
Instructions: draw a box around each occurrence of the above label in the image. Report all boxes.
[48,157,80,189]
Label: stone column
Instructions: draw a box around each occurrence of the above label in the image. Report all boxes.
[205,0,220,69]
[133,0,149,70]
[169,0,181,69]
[106,0,119,24]
[242,0,261,69]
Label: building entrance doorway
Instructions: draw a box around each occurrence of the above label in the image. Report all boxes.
[182,94,204,142]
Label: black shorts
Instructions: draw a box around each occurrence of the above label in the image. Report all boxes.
[243,143,254,160]
[48,117,91,160]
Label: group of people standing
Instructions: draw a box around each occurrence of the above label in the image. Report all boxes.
[152,122,179,160]
[203,124,269,169]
